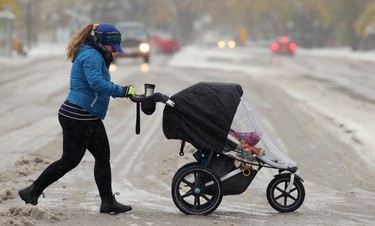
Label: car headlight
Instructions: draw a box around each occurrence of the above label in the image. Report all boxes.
[217,40,226,48]
[228,40,236,48]
[139,43,150,53]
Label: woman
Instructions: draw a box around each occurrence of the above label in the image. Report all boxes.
[18,24,135,214]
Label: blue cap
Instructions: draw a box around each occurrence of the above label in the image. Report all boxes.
[94,24,124,54]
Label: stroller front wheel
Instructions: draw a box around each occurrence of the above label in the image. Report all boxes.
[266,173,305,212]
[171,165,223,215]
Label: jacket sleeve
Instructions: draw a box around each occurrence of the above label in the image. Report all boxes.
[81,49,125,98]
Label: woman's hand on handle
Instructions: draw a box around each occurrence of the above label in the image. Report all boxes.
[123,85,136,97]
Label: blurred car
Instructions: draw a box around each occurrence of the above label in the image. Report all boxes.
[271,36,298,55]
[217,39,236,49]
[116,21,151,63]
[151,34,180,54]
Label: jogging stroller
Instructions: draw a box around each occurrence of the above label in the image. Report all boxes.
[130,82,305,215]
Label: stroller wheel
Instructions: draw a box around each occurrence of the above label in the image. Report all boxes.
[171,165,223,215]
[266,173,305,212]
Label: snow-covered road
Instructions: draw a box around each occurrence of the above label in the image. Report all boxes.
[0,44,374,225]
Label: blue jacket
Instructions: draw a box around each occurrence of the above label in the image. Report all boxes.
[66,44,124,119]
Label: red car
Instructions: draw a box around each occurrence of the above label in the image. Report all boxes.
[152,34,180,54]
[271,36,298,55]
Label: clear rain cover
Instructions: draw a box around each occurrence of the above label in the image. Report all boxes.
[229,95,297,168]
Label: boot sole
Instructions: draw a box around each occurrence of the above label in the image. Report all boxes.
[18,190,38,205]
[100,207,132,214]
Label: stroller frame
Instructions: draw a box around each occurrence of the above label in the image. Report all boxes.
[170,135,304,215]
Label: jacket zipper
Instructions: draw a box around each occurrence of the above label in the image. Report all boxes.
[90,93,99,107]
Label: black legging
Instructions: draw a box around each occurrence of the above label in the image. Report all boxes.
[32,114,113,199]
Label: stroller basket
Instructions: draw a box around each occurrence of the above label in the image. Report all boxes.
[206,153,258,195]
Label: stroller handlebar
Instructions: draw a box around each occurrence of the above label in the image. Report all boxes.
[128,84,174,134]
[129,92,175,107]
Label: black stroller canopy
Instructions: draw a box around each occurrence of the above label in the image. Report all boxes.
[163,82,243,152]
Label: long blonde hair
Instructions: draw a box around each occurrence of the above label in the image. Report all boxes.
[66,24,99,61]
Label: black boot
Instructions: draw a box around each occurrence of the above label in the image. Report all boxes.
[18,183,43,205]
[100,194,132,214]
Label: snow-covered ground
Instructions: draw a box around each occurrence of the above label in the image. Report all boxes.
[1,42,374,225]
[2,43,374,167]
[2,43,374,163]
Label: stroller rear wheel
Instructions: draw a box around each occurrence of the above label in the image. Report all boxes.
[172,162,198,185]
[171,165,223,215]
[266,173,305,212]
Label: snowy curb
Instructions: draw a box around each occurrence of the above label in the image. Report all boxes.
[0,43,66,69]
